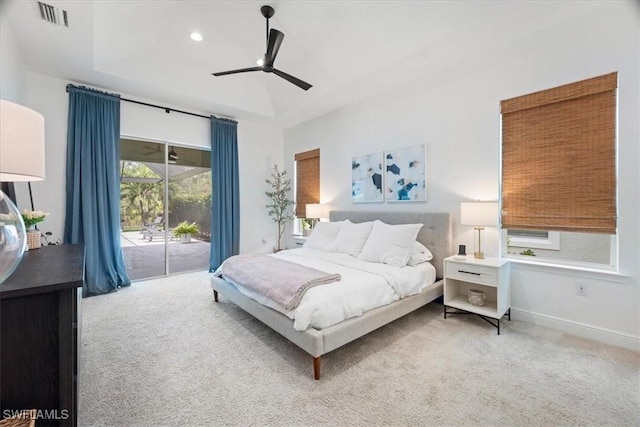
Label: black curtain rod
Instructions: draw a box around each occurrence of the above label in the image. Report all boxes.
[121,98,210,119]
[65,84,234,121]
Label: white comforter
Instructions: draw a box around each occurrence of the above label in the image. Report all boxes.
[221,247,436,331]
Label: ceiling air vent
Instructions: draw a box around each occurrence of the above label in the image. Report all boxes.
[37,1,69,27]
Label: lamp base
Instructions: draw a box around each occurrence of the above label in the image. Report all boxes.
[474,227,485,260]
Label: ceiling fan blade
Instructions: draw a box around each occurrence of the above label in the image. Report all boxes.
[272,68,312,91]
[265,29,284,65]
[212,66,262,76]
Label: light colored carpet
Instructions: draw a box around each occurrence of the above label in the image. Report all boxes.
[79,271,639,426]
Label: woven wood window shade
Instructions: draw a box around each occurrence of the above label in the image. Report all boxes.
[501,72,617,234]
[294,148,320,217]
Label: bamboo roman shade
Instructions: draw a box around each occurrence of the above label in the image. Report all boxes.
[294,148,320,217]
[501,72,617,234]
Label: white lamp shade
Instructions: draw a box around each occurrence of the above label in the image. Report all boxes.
[0,99,46,182]
[461,202,498,227]
[305,203,325,219]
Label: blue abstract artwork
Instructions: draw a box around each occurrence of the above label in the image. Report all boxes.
[384,144,426,202]
[352,152,383,203]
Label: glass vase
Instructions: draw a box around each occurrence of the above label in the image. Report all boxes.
[0,190,27,284]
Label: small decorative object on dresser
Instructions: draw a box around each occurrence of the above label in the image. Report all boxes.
[443,255,511,334]
[21,210,49,250]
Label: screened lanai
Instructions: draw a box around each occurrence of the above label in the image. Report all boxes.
[120,138,211,280]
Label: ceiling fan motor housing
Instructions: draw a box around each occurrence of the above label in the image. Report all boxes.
[260,5,274,19]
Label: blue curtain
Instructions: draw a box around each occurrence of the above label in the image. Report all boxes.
[64,85,131,296]
[210,116,240,270]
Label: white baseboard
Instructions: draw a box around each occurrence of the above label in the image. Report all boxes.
[510,307,640,352]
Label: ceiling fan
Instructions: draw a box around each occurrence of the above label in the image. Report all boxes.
[168,147,179,164]
[212,5,312,91]
[167,147,198,166]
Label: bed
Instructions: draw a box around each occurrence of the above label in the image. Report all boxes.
[210,211,452,379]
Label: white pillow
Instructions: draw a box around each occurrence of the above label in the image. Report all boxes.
[303,221,344,251]
[358,220,423,267]
[325,220,374,257]
[407,241,434,266]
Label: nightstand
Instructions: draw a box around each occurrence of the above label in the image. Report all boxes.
[443,255,511,334]
[292,235,308,247]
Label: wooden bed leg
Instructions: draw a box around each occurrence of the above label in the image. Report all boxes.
[313,357,321,380]
[213,290,218,302]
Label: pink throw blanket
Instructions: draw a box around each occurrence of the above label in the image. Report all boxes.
[218,254,341,310]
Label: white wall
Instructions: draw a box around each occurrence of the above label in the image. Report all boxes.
[1,10,29,222]
[283,2,640,349]
[21,72,283,255]
[0,5,27,103]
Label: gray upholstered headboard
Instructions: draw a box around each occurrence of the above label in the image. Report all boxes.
[329,211,452,280]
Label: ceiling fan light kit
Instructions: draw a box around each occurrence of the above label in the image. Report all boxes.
[212,5,312,91]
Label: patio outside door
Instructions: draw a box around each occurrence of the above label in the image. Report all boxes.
[120,139,211,280]
[166,145,212,275]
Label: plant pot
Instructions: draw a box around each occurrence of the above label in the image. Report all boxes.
[27,229,41,250]
[179,234,192,244]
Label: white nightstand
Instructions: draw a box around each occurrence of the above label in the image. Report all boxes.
[292,235,308,247]
[443,255,511,334]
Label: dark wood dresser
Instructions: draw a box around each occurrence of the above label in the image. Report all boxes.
[1,244,84,427]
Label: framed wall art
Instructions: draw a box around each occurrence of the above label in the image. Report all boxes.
[352,152,383,203]
[384,144,426,202]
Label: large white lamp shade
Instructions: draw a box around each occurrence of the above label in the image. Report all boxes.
[305,203,326,219]
[461,202,498,227]
[0,99,46,284]
[0,99,46,182]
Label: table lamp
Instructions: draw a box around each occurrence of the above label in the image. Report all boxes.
[0,99,46,283]
[460,201,498,259]
[305,203,326,228]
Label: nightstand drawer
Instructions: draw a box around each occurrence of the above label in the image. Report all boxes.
[446,261,497,286]
[292,236,308,247]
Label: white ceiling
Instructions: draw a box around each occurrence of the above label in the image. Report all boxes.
[3,0,598,129]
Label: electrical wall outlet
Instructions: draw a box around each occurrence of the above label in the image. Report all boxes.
[576,282,589,297]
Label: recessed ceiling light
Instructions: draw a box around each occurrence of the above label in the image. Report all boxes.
[256,58,264,66]
[190,32,203,42]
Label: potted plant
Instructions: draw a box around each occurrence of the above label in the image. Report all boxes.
[265,164,295,251]
[301,218,313,237]
[173,221,199,244]
[21,209,49,250]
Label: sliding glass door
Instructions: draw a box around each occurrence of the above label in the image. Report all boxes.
[167,145,211,274]
[120,138,211,280]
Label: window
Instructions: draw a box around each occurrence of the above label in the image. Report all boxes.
[507,230,560,251]
[294,148,320,218]
[501,72,617,266]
